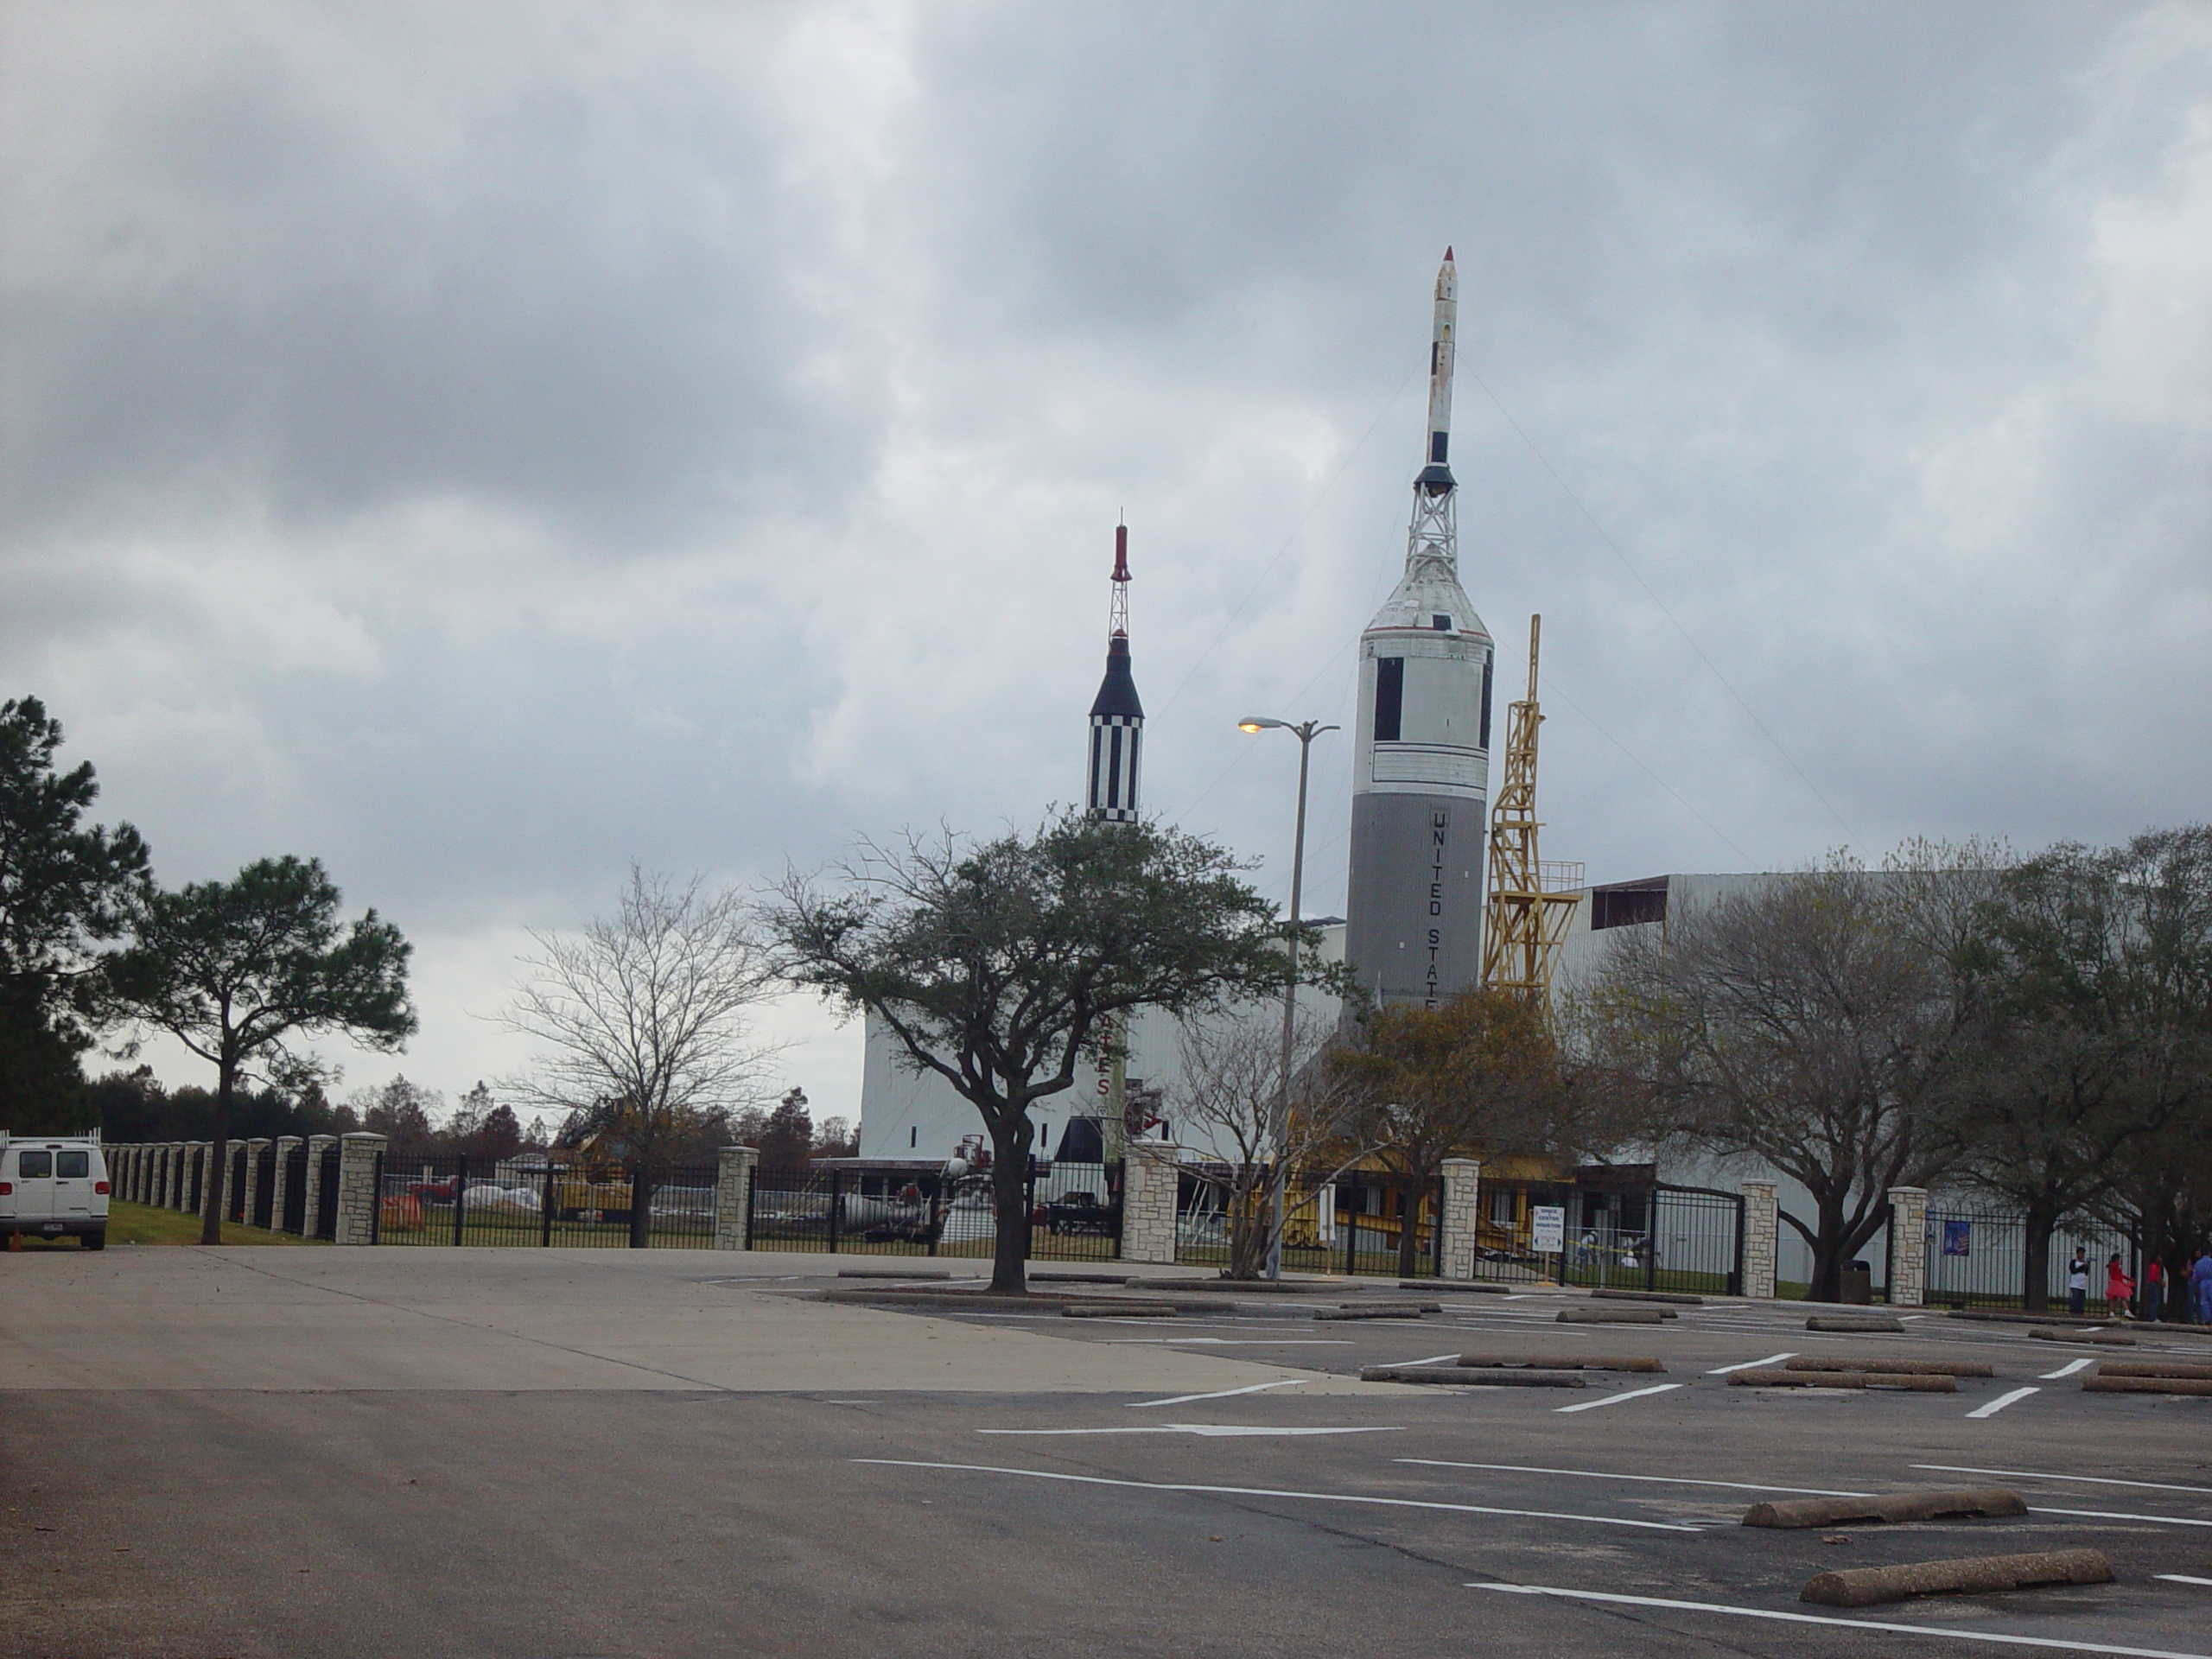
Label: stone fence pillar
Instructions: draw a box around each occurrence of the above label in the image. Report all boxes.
[121,1146,140,1203]
[334,1133,385,1245]
[1119,1143,1181,1265]
[1440,1158,1483,1281]
[1740,1179,1779,1300]
[243,1139,273,1228]
[1886,1185,1929,1308]
[270,1136,302,1234]
[713,1146,760,1250]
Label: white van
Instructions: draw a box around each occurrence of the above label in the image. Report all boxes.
[0,1134,111,1249]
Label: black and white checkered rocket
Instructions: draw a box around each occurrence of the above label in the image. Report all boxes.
[1086,523,1144,823]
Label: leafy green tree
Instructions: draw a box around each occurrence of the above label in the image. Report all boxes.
[1952,828,2212,1308]
[767,812,1300,1293]
[101,857,415,1243]
[0,696,151,1129]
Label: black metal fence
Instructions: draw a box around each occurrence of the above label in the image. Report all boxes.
[1472,1177,1744,1297]
[746,1160,1123,1262]
[366,1154,717,1248]
[314,1143,340,1240]
[1173,1172,1444,1277]
[282,1143,308,1234]
[1923,1208,2139,1312]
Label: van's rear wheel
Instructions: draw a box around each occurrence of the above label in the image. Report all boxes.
[81,1230,106,1251]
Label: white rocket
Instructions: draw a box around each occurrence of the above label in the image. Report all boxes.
[1342,250,1496,1008]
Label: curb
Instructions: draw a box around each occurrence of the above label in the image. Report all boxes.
[1801,1548,2111,1608]
[1786,1357,1992,1377]
[1744,1488,2024,1529]
[2082,1374,2212,1395]
[1728,1369,1956,1392]
[1457,1354,1665,1373]
[1558,1308,1669,1325]
[1360,1365,1586,1387]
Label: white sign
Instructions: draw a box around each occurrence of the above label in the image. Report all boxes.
[1530,1205,1566,1255]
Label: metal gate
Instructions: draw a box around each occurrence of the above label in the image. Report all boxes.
[1475,1177,1744,1296]
[746,1160,1123,1262]
[1923,1207,2138,1312]
[368,1153,718,1249]
[252,1147,277,1229]
[282,1144,308,1234]
[313,1144,340,1240]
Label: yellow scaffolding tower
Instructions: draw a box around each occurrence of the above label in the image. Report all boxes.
[1482,615,1582,1006]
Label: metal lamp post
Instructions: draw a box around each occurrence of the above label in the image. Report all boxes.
[1237,716,1338,1280]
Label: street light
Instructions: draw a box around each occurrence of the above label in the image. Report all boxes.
[1238,715,1338,1280]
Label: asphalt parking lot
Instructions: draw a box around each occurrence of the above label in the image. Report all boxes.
[4,1250,2208,1658]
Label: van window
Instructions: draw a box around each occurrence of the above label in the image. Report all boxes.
[57,1152,88,1179]
[17,1152,52,1179]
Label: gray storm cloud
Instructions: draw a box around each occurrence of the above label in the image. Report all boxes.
[3,0,2207,1111]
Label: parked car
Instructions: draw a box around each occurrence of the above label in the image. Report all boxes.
[0,1134,111,1249]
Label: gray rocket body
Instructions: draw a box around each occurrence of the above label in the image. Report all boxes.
[1342,251,1494,1010]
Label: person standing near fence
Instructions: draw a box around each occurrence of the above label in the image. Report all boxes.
[2143,1255,2164,1324]
[2192,1249,2212,1325]
[2066,1249,2090,1317]
[2105,1252,2133,1319]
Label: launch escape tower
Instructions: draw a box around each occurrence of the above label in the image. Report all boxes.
[1480,613,1582,1007]
[1086,523,1143,824]
[1344,251,1496,1008]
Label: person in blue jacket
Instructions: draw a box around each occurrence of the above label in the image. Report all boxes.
[2192,1249,2212,1325]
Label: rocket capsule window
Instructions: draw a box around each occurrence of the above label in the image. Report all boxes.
[1373,657,1404,743]
[1432,614,1450,632]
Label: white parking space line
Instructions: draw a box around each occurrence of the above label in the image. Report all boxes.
[1966,1386,2040,1419]
[1467,1583,2210,1659]
[2031,1507,2212,1529]
[2158,1574,2212,1587]
[1707,1352,1797,1375]
[2038,1357,2097,1380]
[1397,1459,1868,1497]
[1915,1465,2212,1497]
[1128,1380,1307,1409]
[854,1460,1704,1531]
[1554,1382,1682,1414]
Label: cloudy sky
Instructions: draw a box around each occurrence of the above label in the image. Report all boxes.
[5,1,2208,1122]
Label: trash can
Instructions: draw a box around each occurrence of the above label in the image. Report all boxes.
[1840,1260,1872,1306]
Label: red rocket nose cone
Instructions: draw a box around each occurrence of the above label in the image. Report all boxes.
[1443,245,1453,261]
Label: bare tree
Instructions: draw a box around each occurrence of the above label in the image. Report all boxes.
[501,866,779,1245]
[1172,1005,1366,1279]
[1575,857,1974,1300]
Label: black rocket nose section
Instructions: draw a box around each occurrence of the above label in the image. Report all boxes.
[1416,462,1457,495]
[1090,639,1144,719]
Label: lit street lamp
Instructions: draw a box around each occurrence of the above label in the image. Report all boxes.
[1237,715,1338,1280]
